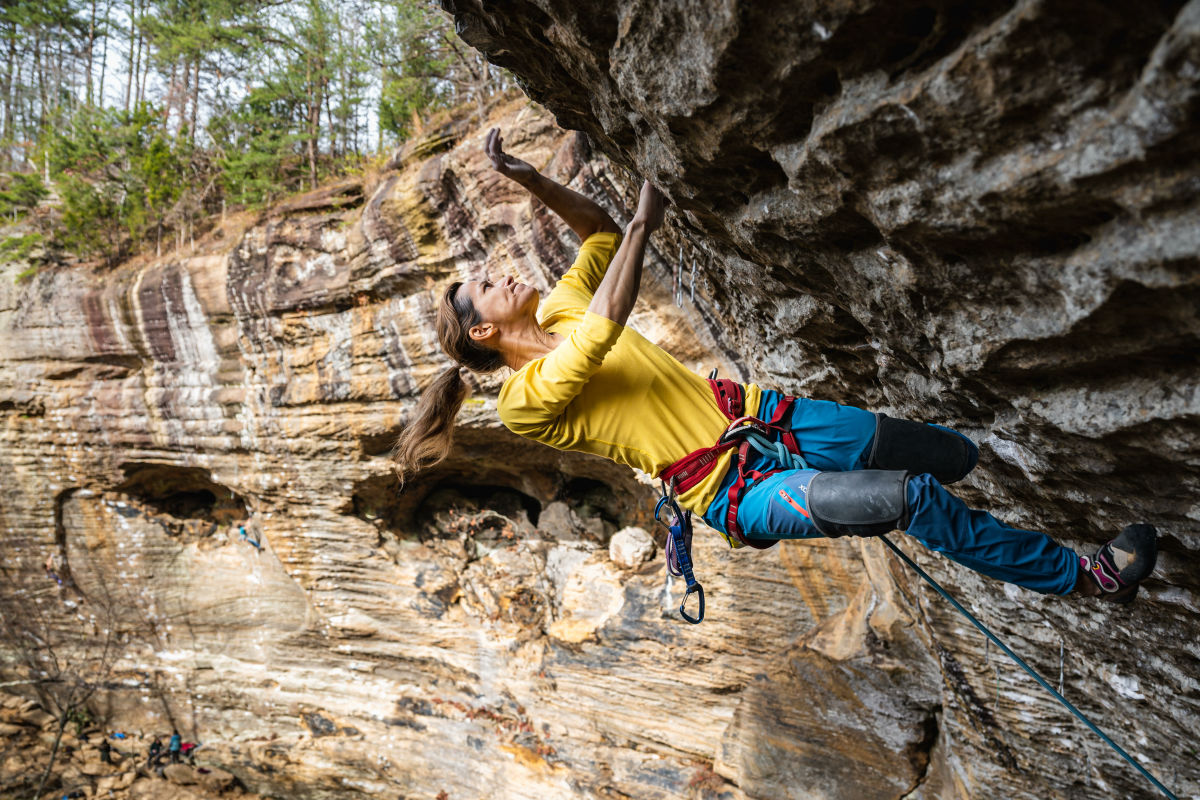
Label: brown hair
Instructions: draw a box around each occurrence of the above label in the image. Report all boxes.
[392,281,505,483]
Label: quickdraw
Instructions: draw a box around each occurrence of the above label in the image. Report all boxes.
[655,479,704,624]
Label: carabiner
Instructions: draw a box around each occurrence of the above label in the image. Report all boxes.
[653,494,675,530]
[679,582,704,624]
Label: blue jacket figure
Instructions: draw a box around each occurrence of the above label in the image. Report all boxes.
[168,731,182,764]
[238,525,262,551]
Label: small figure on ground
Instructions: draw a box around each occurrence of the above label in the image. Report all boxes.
[146,737,162,768]
[168,730,182,764]
[98,737,112,764]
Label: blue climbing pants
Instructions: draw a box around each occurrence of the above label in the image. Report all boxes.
[702,390,1080,595]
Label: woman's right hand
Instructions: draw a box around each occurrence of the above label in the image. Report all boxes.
[634,180,666,233]
[485,127,538,185]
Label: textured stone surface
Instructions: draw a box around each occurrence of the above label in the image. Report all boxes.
[609,526,655,568]
[4,1,1200,793]
[437,1,1200,797]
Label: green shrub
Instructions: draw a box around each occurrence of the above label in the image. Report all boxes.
[0,172,48,219]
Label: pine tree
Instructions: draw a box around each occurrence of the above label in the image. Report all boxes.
[0,0,508,273]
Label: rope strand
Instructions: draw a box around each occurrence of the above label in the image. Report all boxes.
[880,535,1178,800]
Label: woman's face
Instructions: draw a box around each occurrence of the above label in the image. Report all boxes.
[463,275,539,328]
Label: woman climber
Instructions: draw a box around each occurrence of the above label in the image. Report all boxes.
[393,127,1158,608]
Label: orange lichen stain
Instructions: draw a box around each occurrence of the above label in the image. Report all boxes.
[780,540,831,619]
[500,742,561,774]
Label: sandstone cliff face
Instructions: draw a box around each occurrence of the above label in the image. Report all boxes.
[1,1,1199,796]
[2,99,837,800]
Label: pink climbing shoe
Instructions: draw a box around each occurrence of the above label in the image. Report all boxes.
[1080,524,1159,604]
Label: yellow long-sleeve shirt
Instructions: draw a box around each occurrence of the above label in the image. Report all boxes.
[498,232,761,514]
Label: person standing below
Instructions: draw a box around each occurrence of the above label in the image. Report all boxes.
[168,731,182,764]
[98,738,112,765]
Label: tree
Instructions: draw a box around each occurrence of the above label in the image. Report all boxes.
[142,130,180,255]
[0,171,47,218]
[0,562,128,800]
[0,0,512,266]
[45,102,184,264]
[369,1,459,140]
[209,83,307,206]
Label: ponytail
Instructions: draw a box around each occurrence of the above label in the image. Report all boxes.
[392,281,505,485]
[392,366,472,483]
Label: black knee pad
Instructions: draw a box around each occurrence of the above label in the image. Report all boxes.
[868,414,977,484]
[808,470,911,538]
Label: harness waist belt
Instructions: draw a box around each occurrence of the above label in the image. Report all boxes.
[658,379,746,493]
[657,379,802,548]
[659,443,736,495]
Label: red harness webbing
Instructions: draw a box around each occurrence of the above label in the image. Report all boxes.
[658,379,800,548]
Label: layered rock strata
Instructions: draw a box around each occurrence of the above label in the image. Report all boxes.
[3,0,1200,792]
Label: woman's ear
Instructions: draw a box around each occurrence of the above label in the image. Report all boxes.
[469,321,497,343]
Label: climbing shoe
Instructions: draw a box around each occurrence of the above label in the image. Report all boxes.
[1080,524,1158,604]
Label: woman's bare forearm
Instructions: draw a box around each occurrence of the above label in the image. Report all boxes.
[588,219,649,325]
[518,172,620,241]
[587,181,664,325]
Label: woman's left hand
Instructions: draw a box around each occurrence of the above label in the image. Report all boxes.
[485,127,537,185]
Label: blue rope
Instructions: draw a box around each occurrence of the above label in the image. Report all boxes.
[741,429,807,470]
[879,535,1178,800]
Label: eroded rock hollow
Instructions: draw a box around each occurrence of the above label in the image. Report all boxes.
[1,0,1198,797]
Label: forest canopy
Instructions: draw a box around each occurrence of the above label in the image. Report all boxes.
[1,0,506,268]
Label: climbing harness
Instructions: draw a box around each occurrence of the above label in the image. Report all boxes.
[881,536,1178,800]
[655,480,704,624]
[733,424,808,472]
[657,372,814,623]
[658,374,806,549]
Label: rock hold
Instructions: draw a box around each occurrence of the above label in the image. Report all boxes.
[609,526,655,569]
